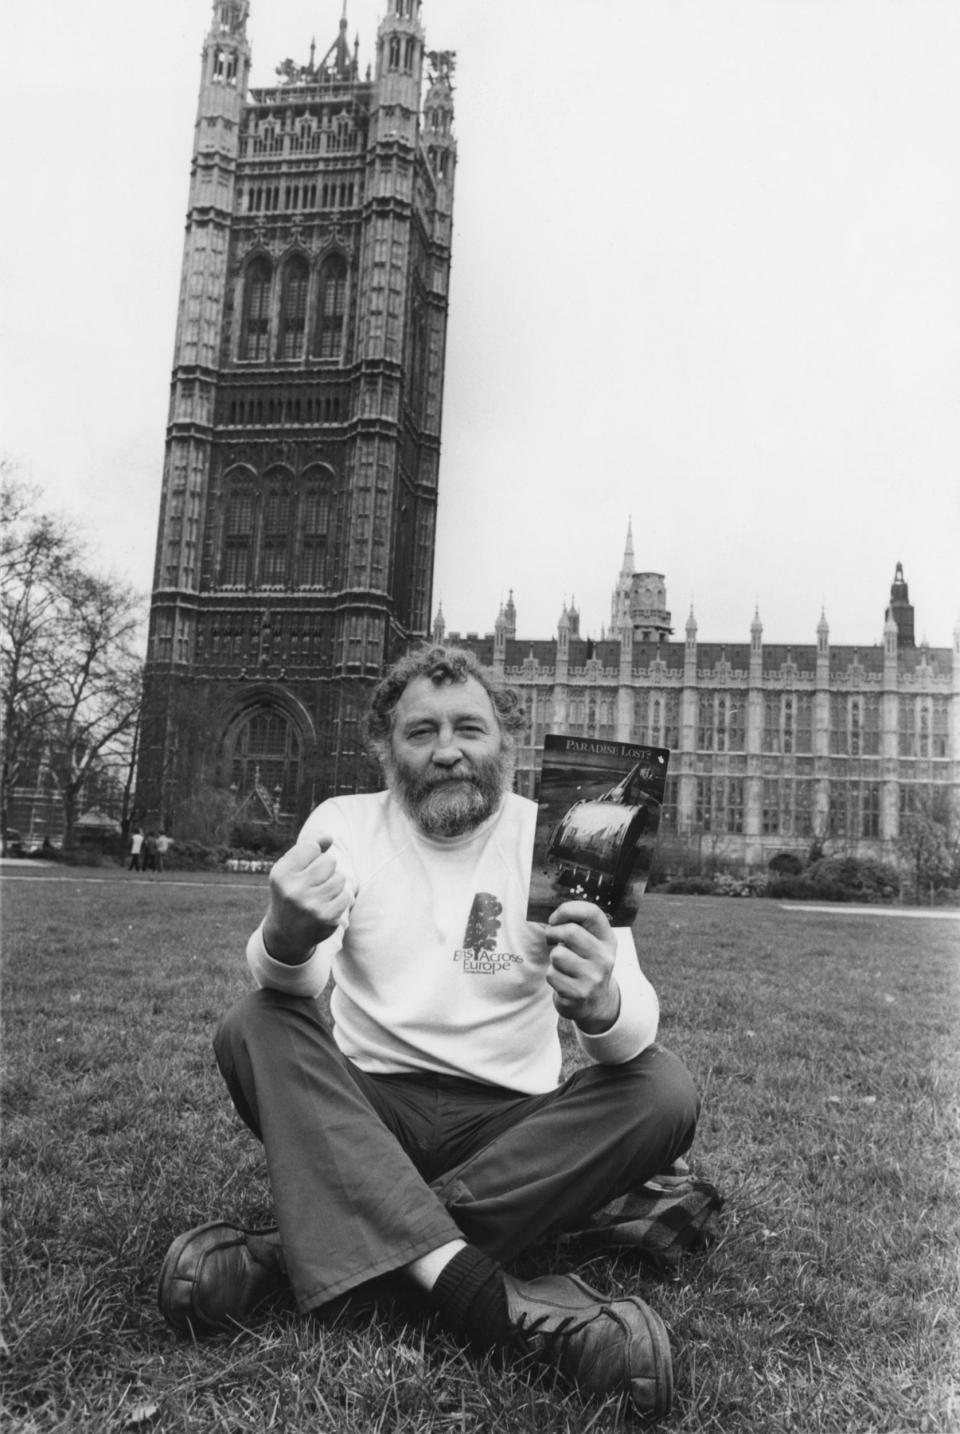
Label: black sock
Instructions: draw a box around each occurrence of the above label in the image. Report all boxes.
[430,1245,510,1347]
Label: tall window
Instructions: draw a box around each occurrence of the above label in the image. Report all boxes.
[240,257,272,359]
[697,694,715,751]
[830,695,849,755]
[862,696,881,756]
[725,778,744,834]
[794,779,813,837]
[862,784,881,838]
[795,695,813,754]
[695,778,714,832]
[633,691,650,742]
[663,692,680,749]
[762,779,780,836]
[898,699,916,757]
[315,253,347,359]
[299,470,334,586]
[278,256,309,359]
[260,476,291,585]
[932,698,950,758]
[221,478,255,585]
[728,696,746,752]
[763,697,781,753]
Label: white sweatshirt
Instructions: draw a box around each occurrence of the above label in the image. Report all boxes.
[246,791,659,1095]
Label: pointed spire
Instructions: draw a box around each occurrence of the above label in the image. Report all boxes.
[750,605,763,656]
[432,600,445,642]
[503,589,517,638]
[621,518,635,577]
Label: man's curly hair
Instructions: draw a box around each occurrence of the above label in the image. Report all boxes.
[363,644,526,760]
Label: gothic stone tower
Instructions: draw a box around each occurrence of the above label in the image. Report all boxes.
[138,0,456,831]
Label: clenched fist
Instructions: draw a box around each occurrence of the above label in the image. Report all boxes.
[262,836,354,965]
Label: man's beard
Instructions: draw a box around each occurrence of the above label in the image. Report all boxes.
[388,747,515,838]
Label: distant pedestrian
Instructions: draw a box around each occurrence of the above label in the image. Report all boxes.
[142,831,159,873]
[156,831,172,873]
[128,828,144,872]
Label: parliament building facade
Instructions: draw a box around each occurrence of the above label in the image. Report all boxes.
[439,532,959,868]
[138,0,456,828]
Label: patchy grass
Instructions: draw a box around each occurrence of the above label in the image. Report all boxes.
[2,874,958,1432]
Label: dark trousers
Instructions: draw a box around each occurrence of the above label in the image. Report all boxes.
[214,989,699,1312]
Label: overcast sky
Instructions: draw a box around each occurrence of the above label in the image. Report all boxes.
[2,0,958,648]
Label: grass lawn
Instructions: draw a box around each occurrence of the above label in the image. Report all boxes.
[2,871,958,1433]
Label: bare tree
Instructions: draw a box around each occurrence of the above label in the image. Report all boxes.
[1,469,145,847]
[46,567,144,847]
[1,468,79,834]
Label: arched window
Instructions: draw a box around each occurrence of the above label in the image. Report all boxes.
[260,472,292,585]
[278,255,309,359]
[229,707,303,819]
[221,474,256,586]
[299,468,335,586]
[240,257,272,360]
[315,253,348,359]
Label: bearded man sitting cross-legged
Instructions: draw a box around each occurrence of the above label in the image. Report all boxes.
[158,645,704,1419]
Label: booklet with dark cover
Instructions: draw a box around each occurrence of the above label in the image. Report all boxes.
[528,735,670,925]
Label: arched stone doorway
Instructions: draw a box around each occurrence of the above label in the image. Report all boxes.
[219,692,316,831]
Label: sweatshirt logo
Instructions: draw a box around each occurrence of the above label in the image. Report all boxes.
[454,893,523,975]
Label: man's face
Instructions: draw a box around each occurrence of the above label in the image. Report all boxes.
[385,675,513,838]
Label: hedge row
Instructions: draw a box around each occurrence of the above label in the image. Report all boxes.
[653,854,903,903]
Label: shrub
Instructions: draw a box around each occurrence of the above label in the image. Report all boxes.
[162,839,222,872]
[766,855,900,904]
[713,872,766,898]
[661,876,716,896]
[229,822,291,856]
[766,874,807,900]
[809,855,900,903]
